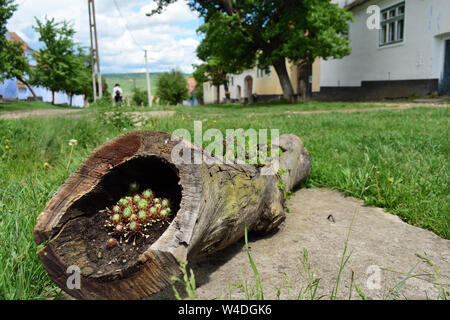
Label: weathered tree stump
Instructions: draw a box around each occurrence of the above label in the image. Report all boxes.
[34,130,310,299]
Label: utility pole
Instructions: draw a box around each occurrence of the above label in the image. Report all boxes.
[144,50,152,107]
[88,0,103,102]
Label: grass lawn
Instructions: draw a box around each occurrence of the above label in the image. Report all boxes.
[0,101,78,112]
[87,99,398,116]
[0,101,448,299]
[175,100,395,116]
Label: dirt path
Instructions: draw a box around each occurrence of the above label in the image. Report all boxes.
[1,102,447,120]
[0,109,83,119]
[149,188,449,300]
[246,102,449,118]
[0,109,175,120]
[114,110,176,120]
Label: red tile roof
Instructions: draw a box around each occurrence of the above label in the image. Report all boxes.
[187,77,197,94]
[7,32,33,53]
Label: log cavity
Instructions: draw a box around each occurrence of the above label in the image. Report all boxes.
[51,155,182,281]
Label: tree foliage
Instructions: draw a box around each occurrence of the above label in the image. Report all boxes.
[132,87,148,106]
[64,48,92,105]
[0,0,15,36]
[30,18,88,104]
[0,1,39,97]
[193,60,228,89]
[156,70,188,105]
[150,0,353,101]
[0,0,16,73]
[1,40,30,81]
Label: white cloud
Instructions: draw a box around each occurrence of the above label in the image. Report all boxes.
[7,0,202,73]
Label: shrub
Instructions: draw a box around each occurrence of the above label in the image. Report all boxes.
[156,70,189,105]
[132,88,148,106]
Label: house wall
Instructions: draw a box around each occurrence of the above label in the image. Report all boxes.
[203,58,321,104]
[0,79,85,107]
[203,82,218,105]
[0,79,19,98]
[312,58,321,92]
[318,0,450,98]
[203,69,256,104]
[228,70,256,101]
[254,63,298,96]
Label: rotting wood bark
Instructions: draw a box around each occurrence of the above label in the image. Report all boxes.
[34,130,310,299]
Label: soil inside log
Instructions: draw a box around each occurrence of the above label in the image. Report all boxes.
[51,209,172,282]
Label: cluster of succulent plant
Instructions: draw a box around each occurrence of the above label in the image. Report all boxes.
[104,183,172,246]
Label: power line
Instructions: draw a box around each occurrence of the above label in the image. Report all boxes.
[112,0,153,107]
[112,0,145,51]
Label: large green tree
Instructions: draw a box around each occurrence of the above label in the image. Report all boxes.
[0,0,37,97]
[156,70,188,105]
[30,18,81,104]
[193,14,256,103]
[2,39,38,97]
[150,0,353,101]
[193,60,229,104]
[0,0,16,78]
[64,48,92,106]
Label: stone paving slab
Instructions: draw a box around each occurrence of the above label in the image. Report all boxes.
[149,188,449,300]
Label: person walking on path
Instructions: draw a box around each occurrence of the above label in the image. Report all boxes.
[112,83,123,106]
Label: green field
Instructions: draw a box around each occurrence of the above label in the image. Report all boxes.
[0,101,448,299]
[103,72,191,98]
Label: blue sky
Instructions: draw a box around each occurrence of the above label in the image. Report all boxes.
[7,0,204,74]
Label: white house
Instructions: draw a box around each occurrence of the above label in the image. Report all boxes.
[202,62,314,104]
[203,69,257,104]
[316,0,450,99]
[202,0,450,104]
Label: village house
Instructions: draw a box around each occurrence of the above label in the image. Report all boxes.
[203,0,450,103]
[316,0,450,100]
[0,32,85,107]
[202,60,321,104]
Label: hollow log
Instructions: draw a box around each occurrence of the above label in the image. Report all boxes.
[34,130,310,299]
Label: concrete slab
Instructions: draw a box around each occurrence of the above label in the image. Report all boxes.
[150,188,449,300]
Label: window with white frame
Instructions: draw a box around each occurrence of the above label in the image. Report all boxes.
[380,2,405,46]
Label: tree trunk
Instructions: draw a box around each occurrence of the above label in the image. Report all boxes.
[297,62,312,102]
[17,76,37,98]
[52,91,55,105]
[33,130,310,300]
[70,94,73,107]
[273,58,295,102]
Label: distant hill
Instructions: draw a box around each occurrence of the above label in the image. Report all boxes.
[103,72,191,97]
